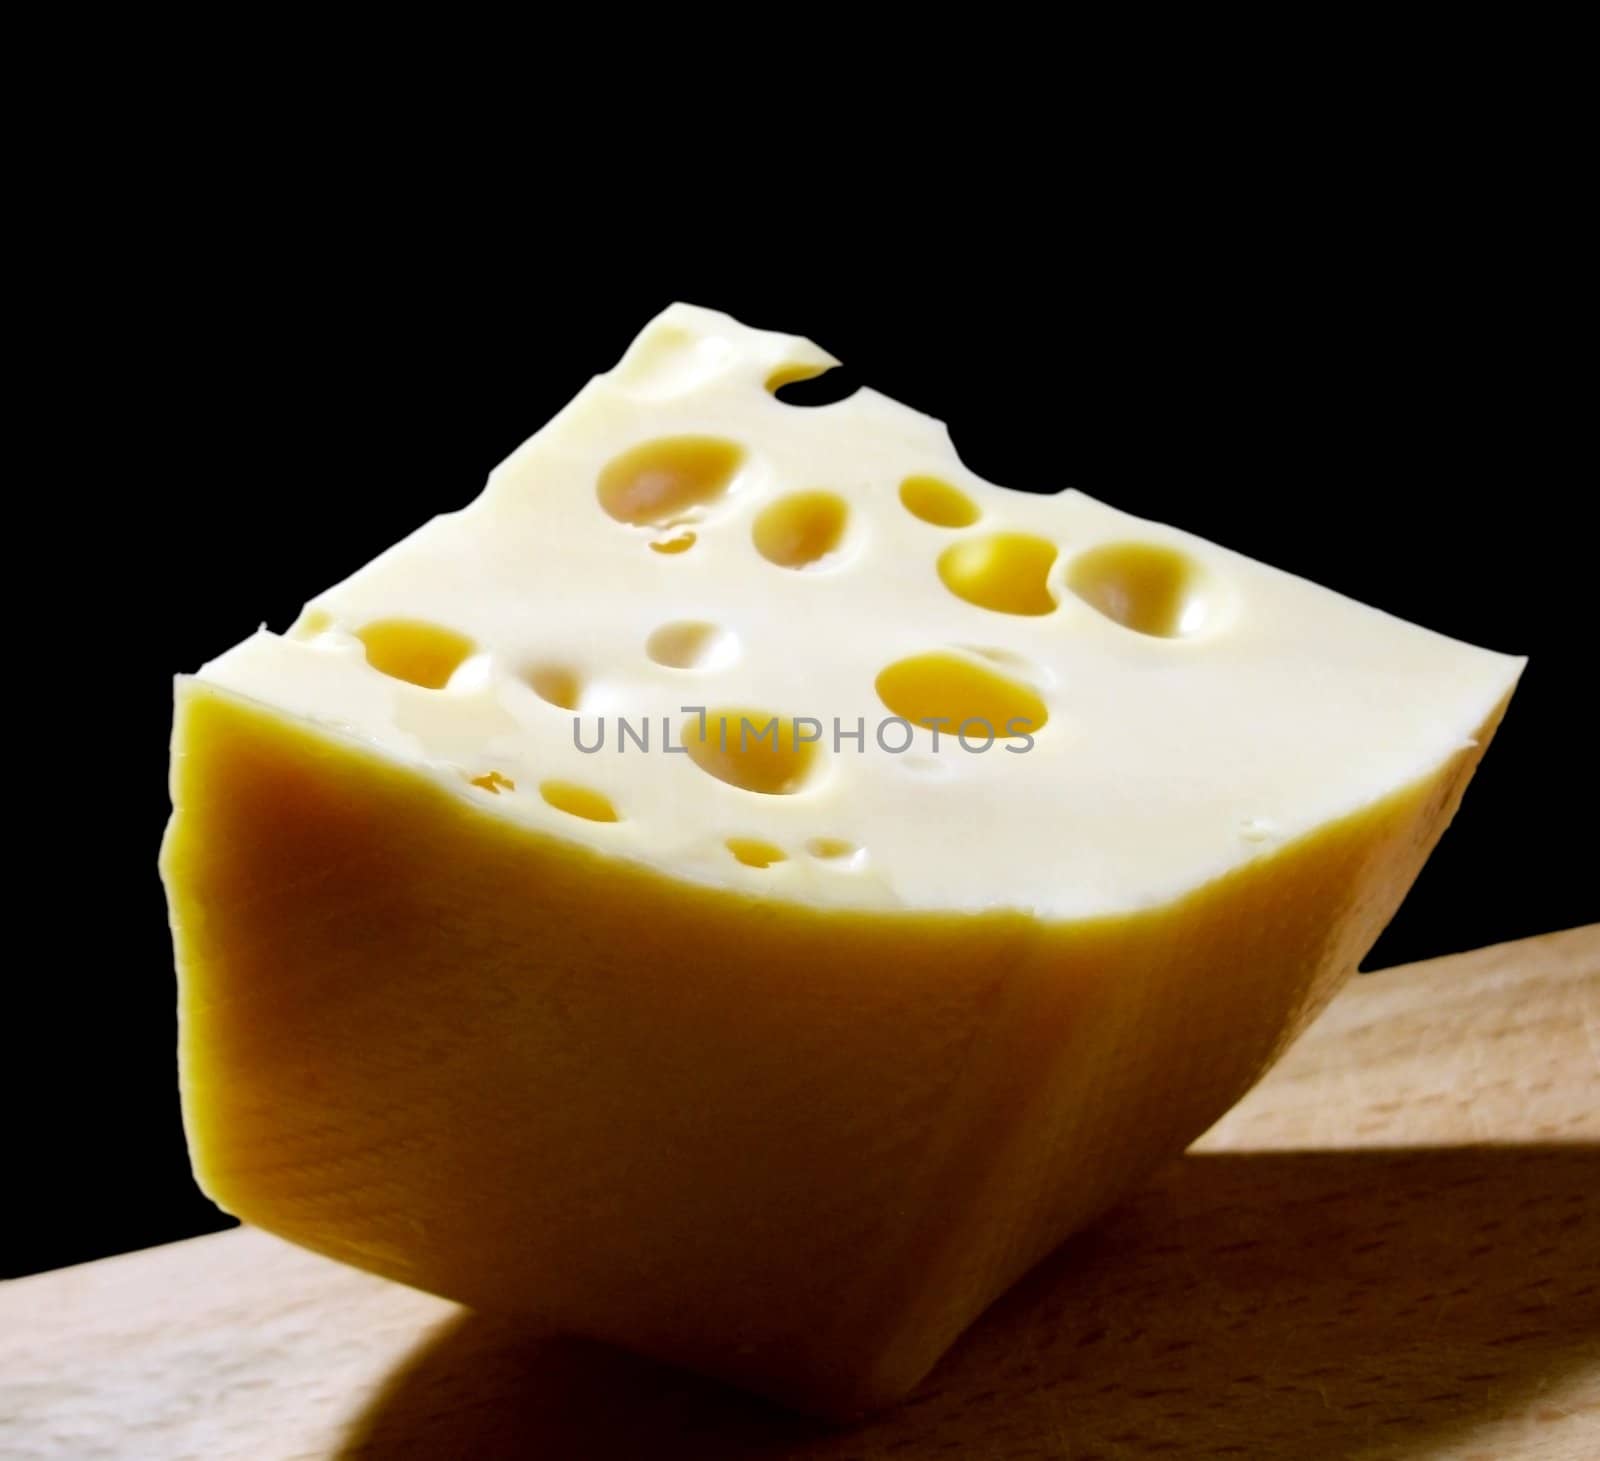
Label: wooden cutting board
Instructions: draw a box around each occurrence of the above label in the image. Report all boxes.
[5,926,1597,1460]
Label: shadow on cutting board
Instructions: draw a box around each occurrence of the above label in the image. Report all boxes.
[339,1144,1600,1459]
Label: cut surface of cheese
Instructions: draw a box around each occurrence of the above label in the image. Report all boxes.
[162,304,1522,1416]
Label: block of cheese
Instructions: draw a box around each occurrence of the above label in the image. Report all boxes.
[161,304,1522,1416]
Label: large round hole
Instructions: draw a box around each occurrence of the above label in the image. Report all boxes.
[540,781,619,822]
[597,436,745,528]
[937,533,1058,616]
[875,652,1048,741]
[646,622,738,671]
[899,476,980,528]
[752,491,849,569]
[1066,542,1210,637]
[683,707,822,795]
[356,620,476,690]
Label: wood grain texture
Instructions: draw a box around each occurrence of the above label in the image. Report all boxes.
[4,925,1596,1460]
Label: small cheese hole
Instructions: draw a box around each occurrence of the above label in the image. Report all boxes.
[469,771,516,794]
[806,837,858,860]
[727,838,787,868]
[768,366,859,406]
[899,476,980,528]
[540,781,619,822]
[612,326,728,399]
[1067,542,1209,637]
[684,708,821,795]
[753,491,849,569]
[356,620,476,690]
[646,622,738,671]
[875,652,1048,739]
[526,666,582,710]
[290,608,334,639]
[597,436,745,528]
[938,534,1058,616]
[649,531,697,555]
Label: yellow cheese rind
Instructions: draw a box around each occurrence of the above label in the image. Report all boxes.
[164,678,1508,1415]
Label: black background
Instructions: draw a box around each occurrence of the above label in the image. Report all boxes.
[12,160,1593,1281]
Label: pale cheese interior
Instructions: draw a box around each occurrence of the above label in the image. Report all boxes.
[197,303,1522,917]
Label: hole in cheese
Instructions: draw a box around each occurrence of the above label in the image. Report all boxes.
[768,366,859,406]
[469,770,516,794]
[540,781,619,822]
[875,652,1047,740]
[753,491,849,569]
[899,476,979,529]
[525,665,582,711]
[597,436,744,528]
[726,838,786,868]
[290,608,334,639]
[646,622,738,671]
[764,361,831,392]
[805,837,858,860]
[649,531,697,555]
[683,708,822,796]
[1067,542,1209,637]
[611,325,733,400]
[938,533,1058,616]
[356,620,476,690]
